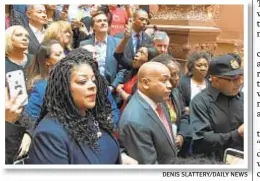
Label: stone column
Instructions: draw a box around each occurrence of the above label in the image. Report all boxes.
[146,5,244,72]
[148,5,221,73]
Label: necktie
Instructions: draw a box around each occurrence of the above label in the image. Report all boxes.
[136,33,140,52]
[156,104,173,142]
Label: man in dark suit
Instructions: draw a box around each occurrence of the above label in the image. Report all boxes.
[114,9,152,68]
[25,5,48,54]
[119,62,177,164]
[80,11,126,92]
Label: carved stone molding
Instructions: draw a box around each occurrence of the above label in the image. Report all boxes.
[234,43,244,60]
[147,5,243,72]
[215,39,244,59]
[206,5,221,23]
[169,42,218,73]
[152,5,220,23]
[169,43,218,59]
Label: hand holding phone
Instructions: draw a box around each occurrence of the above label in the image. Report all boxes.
[5,87,28,124]
[223,148,244,165]
[124,18,133,39]
[6,70,28,107]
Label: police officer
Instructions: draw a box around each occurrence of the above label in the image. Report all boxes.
[190,54,244,161]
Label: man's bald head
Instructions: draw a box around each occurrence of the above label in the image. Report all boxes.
[138,62,169,81]
[138,62,172,103]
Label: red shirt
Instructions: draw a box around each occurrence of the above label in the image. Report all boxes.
[120,75,138,112]
[109,8,128,36]
[5,16,10,29]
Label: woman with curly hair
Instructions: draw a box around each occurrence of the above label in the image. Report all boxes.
[178,51,211,107]
[28,48,120,164]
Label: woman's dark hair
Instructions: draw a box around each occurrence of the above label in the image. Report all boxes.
[130,44,159,76]
[35,48,113,149]
[150,53,180,69]
[143,44,160,61]
[26,40,61,90]
[150,54,182,79]
[186,51,211,76]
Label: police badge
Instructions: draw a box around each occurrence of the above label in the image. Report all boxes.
[230,59,240,69]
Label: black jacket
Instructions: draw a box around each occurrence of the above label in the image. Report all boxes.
[5,122,26,164]
[190,84,244,160]
[177,75,210,107]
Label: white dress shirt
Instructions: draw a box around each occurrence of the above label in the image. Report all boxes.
[29,24,45,43]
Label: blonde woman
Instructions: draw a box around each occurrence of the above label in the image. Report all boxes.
[43,20,73,55]
[5,25,33,78]
[5,25,34,162]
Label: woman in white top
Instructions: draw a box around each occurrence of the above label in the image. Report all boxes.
[178,51,211,107]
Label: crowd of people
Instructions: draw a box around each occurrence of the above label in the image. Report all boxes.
[5,4,244,165]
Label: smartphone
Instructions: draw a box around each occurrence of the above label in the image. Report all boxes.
[6,70,28,106]
[13,158,25,165]
[223,148,244,165]
[127,17,133,32]
[13,155,29,165]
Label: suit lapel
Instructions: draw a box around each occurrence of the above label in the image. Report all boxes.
[142,32,151,44]
[135,92,176,152]
[105,36,112,75]
[171,91,180,121]
[26,26,39,47]
[74,140,99,164]
[89,37,95,45]
[129,36,134,56]
[111,133,121,164]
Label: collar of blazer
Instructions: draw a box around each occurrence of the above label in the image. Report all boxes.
[134,92,177,153]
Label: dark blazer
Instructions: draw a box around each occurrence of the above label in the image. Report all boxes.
[80,35,126,88]
[119,92,177,164]
[24,25,40,54]
[25,80,120,129]
[169,88,192,156]
[28,116,121,164]
[81,16,92,32]
[5,122,26,164]
[177,75,210,107]
[72,28,92,49]
[114,32,152,69]
[25,80,47,121]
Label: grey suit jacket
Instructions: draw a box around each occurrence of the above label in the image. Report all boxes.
[80,35,126,88]
[123,31,152,66]
[24,25,40,54]
[119,91,177,164]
